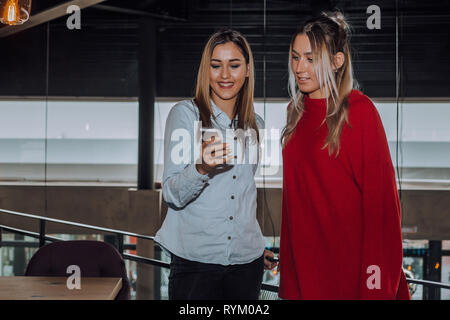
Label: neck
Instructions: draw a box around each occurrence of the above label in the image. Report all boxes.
[212,93,237,120]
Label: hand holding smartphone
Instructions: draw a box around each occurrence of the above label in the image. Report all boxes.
[196,128,233,174]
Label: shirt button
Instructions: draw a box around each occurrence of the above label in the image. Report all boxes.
[233,175,236,179]
[231,195,234,199]
[234,155,237,159]
[229,216,233,220]
[227,236,231,240]
[234,136,237,141]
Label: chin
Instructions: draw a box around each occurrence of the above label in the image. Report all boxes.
[213,91,238,101]
[298,87,313,95]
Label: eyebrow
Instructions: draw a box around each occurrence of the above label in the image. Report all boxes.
[211,58,242,63]
[292,49,312,56]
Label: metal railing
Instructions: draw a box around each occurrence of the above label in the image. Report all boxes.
[0,208,168,270]
[1,207,450,297]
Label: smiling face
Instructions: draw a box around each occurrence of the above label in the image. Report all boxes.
[209,42,249,105]
[291,33,346,100]
[290,33,323,99]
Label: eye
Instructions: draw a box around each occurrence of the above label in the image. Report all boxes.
[230,64,241,69]
[308,58,313,63]
[211,64,220,69]
[292,55,299,61]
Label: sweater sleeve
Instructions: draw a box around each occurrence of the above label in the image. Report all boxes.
[351,97,409,299]
[162,102,210,210]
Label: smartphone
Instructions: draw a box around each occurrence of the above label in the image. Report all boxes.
[200,128,222,143]
[265,256,279,263]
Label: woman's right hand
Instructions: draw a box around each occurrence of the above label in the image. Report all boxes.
[196,136,233,175]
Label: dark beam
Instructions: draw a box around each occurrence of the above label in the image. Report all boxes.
[138,18,156,190]
[424,240,442,300]
[0,0,107,38]
[92,4,187,22]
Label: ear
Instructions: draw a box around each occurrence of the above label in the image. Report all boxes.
[333,52,345,71]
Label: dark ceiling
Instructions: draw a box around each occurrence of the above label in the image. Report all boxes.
[0,0,449,98]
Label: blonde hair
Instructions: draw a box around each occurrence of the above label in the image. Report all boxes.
[282,11,358,156]
[194,28,259,142]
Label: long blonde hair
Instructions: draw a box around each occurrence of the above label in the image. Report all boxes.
[282,11,358,156]
[194,28,259,142]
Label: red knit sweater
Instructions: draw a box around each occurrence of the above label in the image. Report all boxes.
[279,89,410,300]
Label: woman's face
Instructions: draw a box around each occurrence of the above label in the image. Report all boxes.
[291,33,323,99]
[209,42,249,104]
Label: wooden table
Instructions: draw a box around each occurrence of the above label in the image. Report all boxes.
[0,276,122,300]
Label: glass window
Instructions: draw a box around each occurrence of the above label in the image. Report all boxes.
[0,99,138,185]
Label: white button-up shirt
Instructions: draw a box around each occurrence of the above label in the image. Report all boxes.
[154,99,266,265]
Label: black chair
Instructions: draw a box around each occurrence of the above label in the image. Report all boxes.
[25,240,130,300]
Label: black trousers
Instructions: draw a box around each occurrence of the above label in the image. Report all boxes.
[168,254,264,300]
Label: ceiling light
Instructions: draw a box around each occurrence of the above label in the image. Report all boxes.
[0,0,32,26]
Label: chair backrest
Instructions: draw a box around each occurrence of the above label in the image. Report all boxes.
[25,240,130,300]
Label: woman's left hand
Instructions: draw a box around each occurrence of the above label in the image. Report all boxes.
[263,249,278,270]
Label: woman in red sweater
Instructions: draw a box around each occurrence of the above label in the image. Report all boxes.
[278,11,410,299]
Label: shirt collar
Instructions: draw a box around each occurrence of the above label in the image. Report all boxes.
[210,98,238,122]
[210,98,224,118]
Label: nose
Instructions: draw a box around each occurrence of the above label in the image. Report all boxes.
[295,57,308,74]
[221,67,230,79]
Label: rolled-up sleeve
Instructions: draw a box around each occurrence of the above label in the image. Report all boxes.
[162,102,210,209]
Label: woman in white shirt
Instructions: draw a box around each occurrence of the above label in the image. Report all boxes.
[155,29,277,300]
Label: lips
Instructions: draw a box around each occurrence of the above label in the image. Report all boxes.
[218,82,234,89]
[297,77,310,82]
